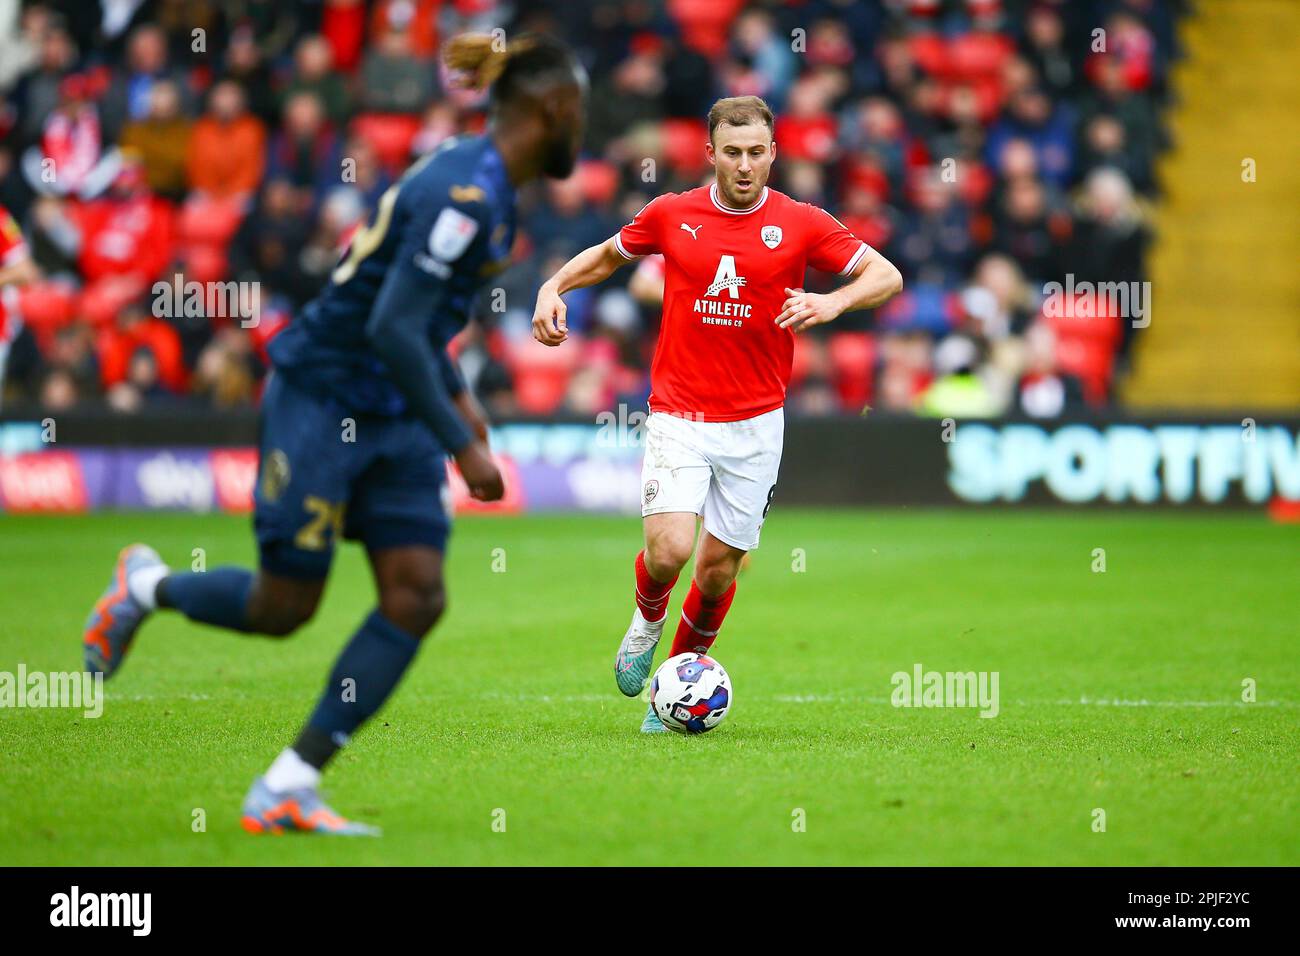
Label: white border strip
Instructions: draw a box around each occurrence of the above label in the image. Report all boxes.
[709,182,769,215]
[839,242,869,276]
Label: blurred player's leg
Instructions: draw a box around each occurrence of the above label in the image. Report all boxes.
[83,544,169,677]
[243,545,444,836]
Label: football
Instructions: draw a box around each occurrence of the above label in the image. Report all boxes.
[650,653,733,734]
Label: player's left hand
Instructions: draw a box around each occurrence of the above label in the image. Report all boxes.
[775,287,840,332]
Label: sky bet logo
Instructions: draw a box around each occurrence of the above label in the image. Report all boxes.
[49,886,151,936]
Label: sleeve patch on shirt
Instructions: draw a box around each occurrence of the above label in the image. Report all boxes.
[428,207,480,263]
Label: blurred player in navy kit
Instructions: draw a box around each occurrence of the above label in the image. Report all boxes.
[83,34,588,835]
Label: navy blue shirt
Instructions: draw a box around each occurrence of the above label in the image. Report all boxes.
[269,135,517,446]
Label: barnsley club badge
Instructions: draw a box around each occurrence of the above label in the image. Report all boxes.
[761,225,782,249]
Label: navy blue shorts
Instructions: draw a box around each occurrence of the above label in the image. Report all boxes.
[253,374,451,579]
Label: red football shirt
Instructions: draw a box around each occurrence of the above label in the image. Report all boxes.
[615,183,868,421]
[0,205,29,344]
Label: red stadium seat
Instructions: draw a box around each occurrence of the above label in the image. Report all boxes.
[948,32,1013,81]
[351,113,423,174]
[789,333,819,389]
[505,335,579,415]
[183,244,229,287]
[17,282,78,348]
[661,118,709,178]
[178,195,244,246]
[1044,293,1121,405]
[907,33,951,79]
[829,331,876,411]
[79,278,145,329]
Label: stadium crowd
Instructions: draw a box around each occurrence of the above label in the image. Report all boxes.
[0,0,1182,419]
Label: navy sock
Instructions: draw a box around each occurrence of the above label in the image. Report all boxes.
[298,610,422,768]
[157,568,254,633]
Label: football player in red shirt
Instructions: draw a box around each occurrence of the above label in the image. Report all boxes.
[532,96,903,732]
[0,205,39,403]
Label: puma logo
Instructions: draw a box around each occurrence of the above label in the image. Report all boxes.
[680,223,702,240]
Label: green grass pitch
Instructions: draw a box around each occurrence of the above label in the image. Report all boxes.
[1,509,1296,866]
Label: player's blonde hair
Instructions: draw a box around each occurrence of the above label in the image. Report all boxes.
[707,95,775,142]
[442,33,537,91]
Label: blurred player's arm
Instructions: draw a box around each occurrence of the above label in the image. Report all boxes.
[776,245,904,333]
[628,254,665,306]
[365,268,502,500]
[436,349,490,443]
[0,257,38,286]
[0,207,39,286]
[532,236,630,346]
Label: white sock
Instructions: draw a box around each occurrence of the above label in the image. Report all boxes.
[264,748,321,793]
[127,563,169,610]
[634,607,667,633]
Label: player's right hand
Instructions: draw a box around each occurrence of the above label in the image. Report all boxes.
[532,283,568,346]
[455,442,504,502]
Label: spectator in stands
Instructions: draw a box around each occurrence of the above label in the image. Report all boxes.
[100,24,195,139]
[1067,166,1150,360]
[991,174,1070,285]
[228,177,315,308]
[895,166,974,289]
[222,25,277,126]
[120,79,191,201]
[1078,54,1162,178]
[0,1,51,94]
[191,325,259,408]
[22,71,122,200]
[279,34,351,129]
[12,15,78,142]
[726,9,797,109]
[267,90,341,199]
[1077,113,1151,194]
[585,35,667,155]
[917,334,1004,418]
[1015,321,1086,418]
[1021,4,1078,99]
[0,0,1181,417]
[187,80,266,205]
[985,85,1074,189]
[359,11,437,114]
[97,299,186,409]
[72,154,176,323]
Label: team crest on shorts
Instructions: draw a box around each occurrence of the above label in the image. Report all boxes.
[761,225,782,249]
[643,479,660,505]
[260,449,291,503]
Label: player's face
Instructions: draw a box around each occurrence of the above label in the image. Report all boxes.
[541,80,586,179]
[707,123,775,208]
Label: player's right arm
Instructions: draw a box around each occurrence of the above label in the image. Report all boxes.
[532,194,669,346]
[532,236,628,346]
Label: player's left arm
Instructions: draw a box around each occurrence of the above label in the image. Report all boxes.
[776,208,903,332]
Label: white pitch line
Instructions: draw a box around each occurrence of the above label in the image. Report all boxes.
[772,694,1291,708]
[97,692,1293,709]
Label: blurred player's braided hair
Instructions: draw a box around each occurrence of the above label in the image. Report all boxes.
[443,32,582,108]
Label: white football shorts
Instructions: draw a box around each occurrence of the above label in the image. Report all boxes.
[639,407,784,551]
